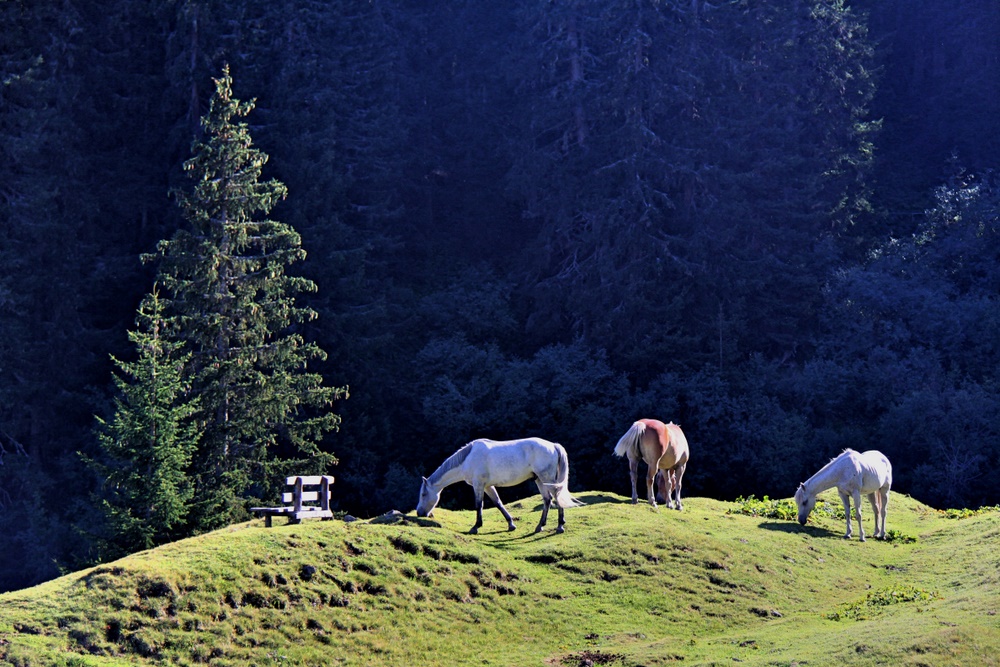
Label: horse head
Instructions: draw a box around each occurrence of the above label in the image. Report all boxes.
[416,477,441,518]
[794,483,815,525]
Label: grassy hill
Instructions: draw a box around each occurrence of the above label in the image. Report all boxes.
[1,491,998,666]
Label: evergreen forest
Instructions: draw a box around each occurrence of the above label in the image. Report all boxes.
[3,0,1000,593]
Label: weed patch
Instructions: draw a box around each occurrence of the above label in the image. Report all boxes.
[827,585,939,621]
[939,505,1000,519]
[883,529,917,544]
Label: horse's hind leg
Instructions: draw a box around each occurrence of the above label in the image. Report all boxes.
[851,490,866,541]
[880,488,890,538]
[486,486,517,532]
[839,492,853,539]
[645,462,658,508]
[872,488,890,539]
[534,495,553,533]
[867,493,882,539]
[629,457,640,504]
[532,480,550,533]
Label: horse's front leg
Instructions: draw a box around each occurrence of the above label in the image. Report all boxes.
[470,486,485,535]
[673,463,687,511]
[486,486,517,532]
[852,490,865,541]
[629,457,640,504]
[839,492,853,539]
[654,471,668,506]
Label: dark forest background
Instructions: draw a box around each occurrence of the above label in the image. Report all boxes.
[3,0,1000,592]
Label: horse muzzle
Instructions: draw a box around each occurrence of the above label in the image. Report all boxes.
[798,517,807,526]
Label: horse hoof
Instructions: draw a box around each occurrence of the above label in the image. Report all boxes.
[509,524,517,532]
[556,525,565,534]
[470,527,479,535]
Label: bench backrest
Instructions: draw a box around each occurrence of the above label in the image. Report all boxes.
[282,475,334,512]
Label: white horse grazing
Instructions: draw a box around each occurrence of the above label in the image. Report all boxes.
[416,437,583,534]
[794,449,892,541]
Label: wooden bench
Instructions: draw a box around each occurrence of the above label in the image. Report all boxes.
[251,475,335,527]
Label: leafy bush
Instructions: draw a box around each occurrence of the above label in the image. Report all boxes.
[940,505,1000,519]
[728,495,797,521]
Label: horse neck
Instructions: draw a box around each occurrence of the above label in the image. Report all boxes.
[803,459,845,496]
[427,461,466,492]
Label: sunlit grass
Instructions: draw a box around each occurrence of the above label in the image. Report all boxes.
[1,492,998,666]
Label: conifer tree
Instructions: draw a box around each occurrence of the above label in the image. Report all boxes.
[91,288,199,555]
[151,66,347,531]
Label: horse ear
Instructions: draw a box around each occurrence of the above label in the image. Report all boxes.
[422,476,427,482]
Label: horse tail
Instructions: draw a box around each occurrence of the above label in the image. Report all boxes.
[613,421,645,459]
[549,443,584,509]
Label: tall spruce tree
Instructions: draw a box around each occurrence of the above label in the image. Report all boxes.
[91,288,199,556]
[151,66,347,532]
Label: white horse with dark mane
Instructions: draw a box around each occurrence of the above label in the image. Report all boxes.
[416,437,583,534]
[794,448,892,541]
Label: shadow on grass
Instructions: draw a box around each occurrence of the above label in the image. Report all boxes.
[484,527,577,544]
[757,521,841,539]
[397,515,441,528]
[518,492,627,510]
[574,492,626,505]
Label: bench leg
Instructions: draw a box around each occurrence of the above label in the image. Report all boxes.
[264,515,272,528]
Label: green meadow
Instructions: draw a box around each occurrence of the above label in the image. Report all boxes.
[1,492,998,666]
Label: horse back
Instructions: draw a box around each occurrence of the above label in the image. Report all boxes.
[639,420,689,471]
[857,449,892,490]
[467,437,561,487]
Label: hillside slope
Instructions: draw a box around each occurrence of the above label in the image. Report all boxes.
[1,492,998,666]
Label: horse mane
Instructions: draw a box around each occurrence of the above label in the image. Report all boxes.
[427,441,476,485]
[822,448,857,468]
[802,448,859,488]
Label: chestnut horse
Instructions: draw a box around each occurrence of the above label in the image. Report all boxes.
[613,419,689,509]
